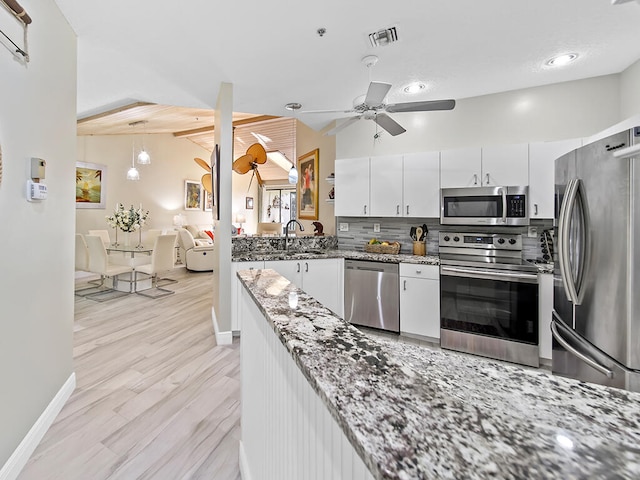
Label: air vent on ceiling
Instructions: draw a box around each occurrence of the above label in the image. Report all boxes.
[368,27,398,47]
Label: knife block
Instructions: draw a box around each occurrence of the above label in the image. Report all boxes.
[412,241,426,256]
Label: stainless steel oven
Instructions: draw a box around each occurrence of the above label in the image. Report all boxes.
[440,186,529,226]
[439,232,539,367]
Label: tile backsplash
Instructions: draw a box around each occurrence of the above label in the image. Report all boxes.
[336,217,554,261]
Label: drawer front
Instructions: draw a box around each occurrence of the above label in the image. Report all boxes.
[399,263,439,280]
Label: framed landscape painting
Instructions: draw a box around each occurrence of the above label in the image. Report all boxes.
[76,162,107,209]
[297,148,319,220]
[204,190,214,212]
[185,180,202,210]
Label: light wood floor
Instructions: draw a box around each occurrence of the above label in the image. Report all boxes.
[19,268,241,480]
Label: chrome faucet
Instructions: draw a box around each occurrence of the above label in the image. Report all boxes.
[284,219,304,251]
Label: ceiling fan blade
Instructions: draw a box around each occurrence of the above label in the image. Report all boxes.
[365,81,392,106]
[232,154,253,174]
[300,108,357,115]
[247,143,267,164]
[374,113,406,136]
[194,157,211,171]
[201,173,213,193]
[385,99,456,113]
[324,116,362,136]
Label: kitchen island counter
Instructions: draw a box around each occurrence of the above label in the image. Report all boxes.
[238,268,640,480]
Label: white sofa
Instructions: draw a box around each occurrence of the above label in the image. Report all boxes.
[177,228,214,272]
[184,224,214,243]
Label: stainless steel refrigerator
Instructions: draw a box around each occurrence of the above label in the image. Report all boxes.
[552,126,640,391]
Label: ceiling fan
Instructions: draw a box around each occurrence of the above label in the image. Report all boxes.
[301,55,455,137]
[232,142,267,188]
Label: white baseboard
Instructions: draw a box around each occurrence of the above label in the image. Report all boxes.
[211,306,232,345]
[0,372,76,480]
[238,440,252,480]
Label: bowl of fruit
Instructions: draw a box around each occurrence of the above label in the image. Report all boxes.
[364,238,401,254]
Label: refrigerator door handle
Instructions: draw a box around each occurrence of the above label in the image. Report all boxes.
[558,178,590,305]
[558,179,579,302]
[551,313,614,378]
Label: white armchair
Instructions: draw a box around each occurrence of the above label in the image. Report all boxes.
[177,228,214,272]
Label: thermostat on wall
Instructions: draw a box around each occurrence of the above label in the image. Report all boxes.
[26,180,47,201]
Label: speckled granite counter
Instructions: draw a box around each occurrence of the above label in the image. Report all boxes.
[238,268,640,480]
[232,248,554,273]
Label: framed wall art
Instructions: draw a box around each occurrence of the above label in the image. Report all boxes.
[204,189,214,212]
[184,180,202,210]
[246,196,254,209]
[297,148,319,220]
[76,161,107,209]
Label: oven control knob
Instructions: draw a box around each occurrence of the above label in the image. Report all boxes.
[443,235,450,242]
[509,238,517,245]
[453,236,460,242]
[497,238,505,244]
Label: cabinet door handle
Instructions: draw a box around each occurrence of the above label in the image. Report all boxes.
[473,174,478,185]
[406,205,410,215]
[534,203,539,215]
[296,263,300,273]
[305,262,309,273]
[485,173,490,185]
[416,270,422,274]
[396,205,400,215]
[403,279,407,291]
[364,205,367,215]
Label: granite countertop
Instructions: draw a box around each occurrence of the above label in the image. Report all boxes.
[232,248,553,273]
[238,268,640,480]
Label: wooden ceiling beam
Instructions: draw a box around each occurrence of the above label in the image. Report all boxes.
[172,114,281,138]
[77,102,155,124]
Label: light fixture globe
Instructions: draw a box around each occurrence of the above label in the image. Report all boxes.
[127,166,140,181]
[288,166,299,184]
[137,149,151,164]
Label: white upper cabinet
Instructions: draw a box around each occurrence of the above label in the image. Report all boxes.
[529,138,582,218]
[481,143,529,187]
[440,147,482,188]
[403,151,440,218]
[335,157,370,216]
[370,155,403,217]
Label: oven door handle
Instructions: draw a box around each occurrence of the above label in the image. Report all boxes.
[440,265,538,284]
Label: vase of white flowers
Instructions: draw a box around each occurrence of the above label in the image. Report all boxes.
[106,203,150,247]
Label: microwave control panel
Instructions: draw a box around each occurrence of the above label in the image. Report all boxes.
[506,195,526,217]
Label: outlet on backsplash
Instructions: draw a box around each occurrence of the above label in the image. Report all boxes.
[373,223,380,233]
[528,226,538,238]
[339,223,349,232]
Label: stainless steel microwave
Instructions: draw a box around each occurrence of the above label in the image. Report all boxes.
[440,186,529,226]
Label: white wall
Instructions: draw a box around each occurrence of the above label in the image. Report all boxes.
[336,74,623,158]
[76,134,215,235]
[621,58,640,119]
[0,0,77,469]
[232,171,259,234]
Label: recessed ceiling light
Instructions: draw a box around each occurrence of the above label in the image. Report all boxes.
[546,53,578,67]
[403,82,426,94]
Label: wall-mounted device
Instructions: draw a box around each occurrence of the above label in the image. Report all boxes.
[27,157,47,201]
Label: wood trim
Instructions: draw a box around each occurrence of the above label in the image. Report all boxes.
[77,102,154,124]
[173,115,280,138]
[211,306,233,345]
[1,0,32,24]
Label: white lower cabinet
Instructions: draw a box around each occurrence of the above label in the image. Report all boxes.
[538,273,553,361]
[265,258,344,316]
[399,263,440,341]
[231,261,265,331]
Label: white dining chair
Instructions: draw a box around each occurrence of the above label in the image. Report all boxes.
[88,229,111,246]
[134,233,178,298]
[81,235,134,301]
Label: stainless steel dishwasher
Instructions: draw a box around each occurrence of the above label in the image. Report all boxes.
[344,259,400,333]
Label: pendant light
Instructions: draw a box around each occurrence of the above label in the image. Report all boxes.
[127,140,140,181]
[283,111,300,185]
[137,120,151,164]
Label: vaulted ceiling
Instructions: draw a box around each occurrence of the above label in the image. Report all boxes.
[56,0,640,135]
